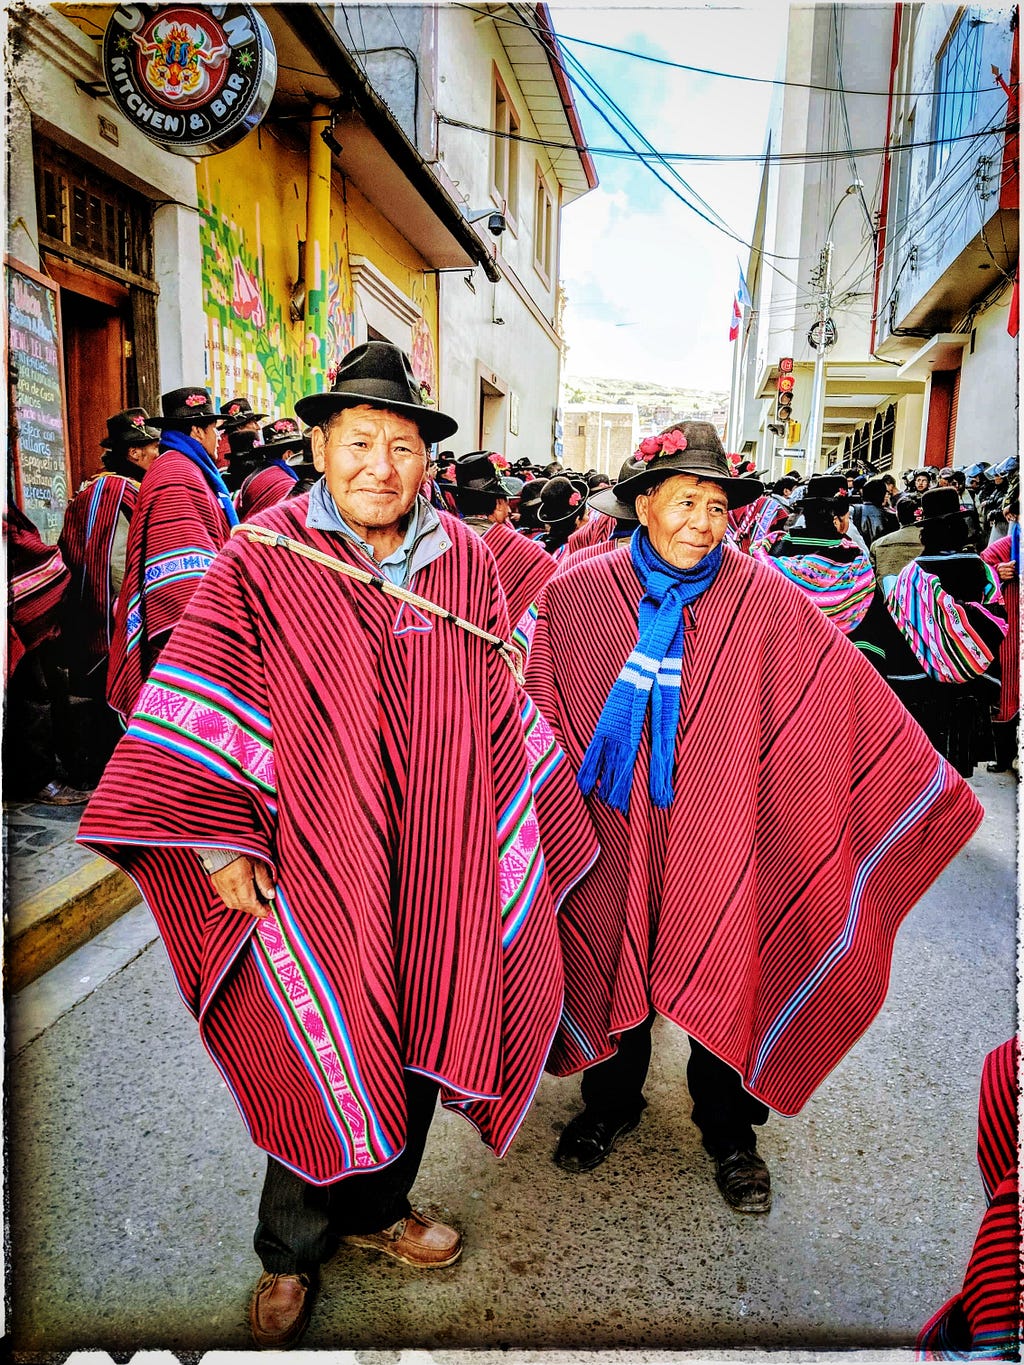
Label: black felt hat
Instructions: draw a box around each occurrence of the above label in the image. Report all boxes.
[260,417,304,452]
[227,429,260,459]
[294,341,458,443]
[538,475,590,526]
[452,450,510,499]
[804,474,847,501]
[614,422,762,509]
[221,396,268,428]
[151,387,222,427]
[100,407,160,449]
[920,487,962,521]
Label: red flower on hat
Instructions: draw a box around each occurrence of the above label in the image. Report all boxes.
[635,430,688,464]
[488,452,510,471]
[661,430,688,455]
[186,393,207,408]
[636,436,661,463]
[568,491,581,507]
[274,419,294,433]
[130,414,145,427]
[442,464,456,482]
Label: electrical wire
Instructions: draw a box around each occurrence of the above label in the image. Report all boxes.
[457,3,1013,102]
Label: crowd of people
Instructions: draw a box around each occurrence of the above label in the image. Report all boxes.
[5,339,1018,1353]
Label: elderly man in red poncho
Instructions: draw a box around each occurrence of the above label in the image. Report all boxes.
[79,341,598,1349]
[525,420,983,1216]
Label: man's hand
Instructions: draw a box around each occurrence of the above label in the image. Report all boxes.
[211,855,277,919]
[996,561,1015,582]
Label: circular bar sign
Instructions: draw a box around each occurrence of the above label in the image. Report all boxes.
[102,4,277,156]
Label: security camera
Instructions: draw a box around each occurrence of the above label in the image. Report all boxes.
[487,212,506,237]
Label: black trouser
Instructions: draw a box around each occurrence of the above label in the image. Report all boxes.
[3,641,75,797]
[991,717,1019,770]
[580,1011,769,1158]
[254,1071,439,1275]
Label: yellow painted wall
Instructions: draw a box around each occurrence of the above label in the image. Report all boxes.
[197,129,439,418]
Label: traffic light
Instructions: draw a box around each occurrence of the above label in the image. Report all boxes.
[776,374,795,425]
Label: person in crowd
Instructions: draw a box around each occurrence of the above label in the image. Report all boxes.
[980,498,1019,776]
[106,387,233,719]
[448,449,556,649]
[850,476,897,550]
[918,1037,1020,1359]
[423,449,458,513]
[754,475,893,673]
[78,340,598,1350]
[537,475,590,560]
[216,395,267,464]
[982,457,1018,545]
[515,479,548,537]
[912,468,934,495]
[57,408,159,784]
[235,418,302,521]
[724,463,797,556]
[4,504,87,803]
[883,486,1007,777]
[524,420,982,1218]
[869,494,924,583]
[939,467,982,544]
[556,458,641,576]
[223,430,264,494]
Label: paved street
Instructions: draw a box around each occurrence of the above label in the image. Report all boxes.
[7,769,1016,1359]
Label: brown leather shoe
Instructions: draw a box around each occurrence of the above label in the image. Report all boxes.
[249,1270,316,1349]
[343,1208,463,1268]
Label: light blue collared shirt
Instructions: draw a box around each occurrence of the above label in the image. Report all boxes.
[305,477,451,587]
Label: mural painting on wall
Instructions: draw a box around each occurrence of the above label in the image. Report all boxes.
[199,190,356,412]
[410,312,437,408]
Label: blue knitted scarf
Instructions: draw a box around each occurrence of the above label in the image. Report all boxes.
[577,530,723,814]
[160,428,239,528]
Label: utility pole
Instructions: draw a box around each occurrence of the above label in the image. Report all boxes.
[805,239,833,478]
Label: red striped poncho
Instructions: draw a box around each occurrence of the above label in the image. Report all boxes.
[479,520,557,638]
[918,1037,1020,1358]
[980,537,1019,722]
[565,509,615,556]
[236,463,299,522]
[525,544,983,1115]
[5,505,70,677]
[79,498,599,1185]
[58,473,138,679]
[107,450,231,718]
[556,536,629,577]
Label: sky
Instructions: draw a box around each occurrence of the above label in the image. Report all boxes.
[549,2,788,393]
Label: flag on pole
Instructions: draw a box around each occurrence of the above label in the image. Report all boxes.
[730,264,751,342]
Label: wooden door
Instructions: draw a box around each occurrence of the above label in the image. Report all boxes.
[44,255,128,491]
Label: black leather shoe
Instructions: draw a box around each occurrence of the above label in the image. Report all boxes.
[713,1147,772,1214]
[553,1105,645,1172]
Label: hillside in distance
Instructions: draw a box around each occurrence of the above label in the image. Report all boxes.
[563,374,729,426]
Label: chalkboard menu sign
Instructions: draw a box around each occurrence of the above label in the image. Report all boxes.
[5,257,71,544]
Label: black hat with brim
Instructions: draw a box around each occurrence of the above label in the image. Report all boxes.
[614,422,762,510]
[222,397,268,428]
[100,407,161,448]
[920,487,963,521]
[538,475,590,526]
[260,418,305,453]
[294,341,458,444]
[151,387,222,427]
[452,450,509,500]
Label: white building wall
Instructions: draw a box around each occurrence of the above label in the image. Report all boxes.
[432,4,572,461]
[8,2,205,391]
[952,286,1019,467]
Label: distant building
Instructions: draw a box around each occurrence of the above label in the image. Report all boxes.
[562,403,639,476]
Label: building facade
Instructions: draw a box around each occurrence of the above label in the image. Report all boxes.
[6,2,593,539]
[561,403,639,477]
[732,4,1016,483]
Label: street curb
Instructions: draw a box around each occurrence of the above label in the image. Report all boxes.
[7,856,141,993]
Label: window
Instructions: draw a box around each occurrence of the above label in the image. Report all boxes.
[491,71,520,226]
[932,11,982,176]
[35,137,153,280]
[533,168,554,283]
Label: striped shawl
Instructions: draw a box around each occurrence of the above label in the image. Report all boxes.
[79,499,598,1184]
[525,546,983,1116]
[58,473,138,678]
[886,558,1007,685]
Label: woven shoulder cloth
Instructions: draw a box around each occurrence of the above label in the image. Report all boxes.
[886,558,1007,685]
[752,547,874,635]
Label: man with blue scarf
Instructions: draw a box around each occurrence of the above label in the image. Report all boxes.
[107,386,235,719]
[525,421,984,1217]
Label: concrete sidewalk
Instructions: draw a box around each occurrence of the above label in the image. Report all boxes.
[6,770,1017,1358]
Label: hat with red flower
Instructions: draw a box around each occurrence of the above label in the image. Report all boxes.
[100,407,161,449]
[221,395,269,430]
[448,450,512,502]
[615,421,763,509]
[259,416,304,453]
[537,474,591,527]
[150,387,222,427]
